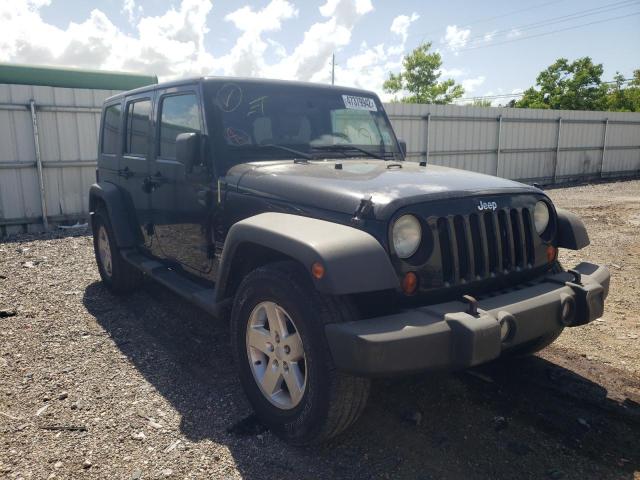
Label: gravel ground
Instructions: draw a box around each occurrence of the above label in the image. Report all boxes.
[1,179,639,480]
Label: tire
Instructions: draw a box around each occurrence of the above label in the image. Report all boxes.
[230,261,370,445]
[503,327,564,358]
[92,207,143,294]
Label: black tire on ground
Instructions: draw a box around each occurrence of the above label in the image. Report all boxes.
[230,261,371,445]
[503,326,564,358]
[91,207,143,294]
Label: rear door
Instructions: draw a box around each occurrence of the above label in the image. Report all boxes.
[121,93,154,247]
[97,101,123,185]
[149,84,214,276]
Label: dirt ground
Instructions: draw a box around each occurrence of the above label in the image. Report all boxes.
[1,179,639,480]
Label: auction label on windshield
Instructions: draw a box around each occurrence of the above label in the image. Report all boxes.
[342,95,377,111]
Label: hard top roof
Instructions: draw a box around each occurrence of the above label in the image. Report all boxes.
[104,76,378,104]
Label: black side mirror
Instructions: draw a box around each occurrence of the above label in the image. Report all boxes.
[176,132,201,173]
[398,139,407,158]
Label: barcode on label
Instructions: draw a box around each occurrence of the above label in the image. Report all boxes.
[342,95,377,111]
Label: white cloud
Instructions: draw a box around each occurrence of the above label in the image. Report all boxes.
[461,75,485,93]
[483,30,497,42]
[443,25,470,52]
[0,0,438,101]
[225,0,297,33]
[507,28,521,38]
[0,0,217,77]
[439,67,464,78]
[219,0,298,76]
[122,0,142,25]
[264,0,373,82]
[390,12,419,43]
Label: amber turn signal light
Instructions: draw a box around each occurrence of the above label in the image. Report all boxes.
[402,272,418,295]
[546,245,558,263]
[311,262,325,279]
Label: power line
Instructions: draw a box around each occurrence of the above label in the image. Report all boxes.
[456,11,640,52]
[456,78,635,103]
[464,0,639,45]
[417,0,564,43]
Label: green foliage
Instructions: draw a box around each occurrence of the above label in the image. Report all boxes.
[515,57,607,110]
[515,58,639,112]
[383,42,464,104]
[470,99,492,107]
[604,70,640,112]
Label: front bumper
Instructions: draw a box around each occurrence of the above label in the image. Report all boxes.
[325,262,610,376]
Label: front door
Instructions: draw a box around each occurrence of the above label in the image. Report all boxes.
[120,94,153,247]
[149,85,215,278]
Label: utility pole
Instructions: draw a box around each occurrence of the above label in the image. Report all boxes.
[331,53,335,85]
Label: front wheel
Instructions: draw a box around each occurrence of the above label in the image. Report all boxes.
[231,261,370,445]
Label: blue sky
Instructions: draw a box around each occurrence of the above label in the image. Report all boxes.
[3,0,639,103]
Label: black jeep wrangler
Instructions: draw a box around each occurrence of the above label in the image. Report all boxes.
[90,77,610,445]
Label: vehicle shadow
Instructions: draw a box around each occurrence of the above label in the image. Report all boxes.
[83,279,640,480]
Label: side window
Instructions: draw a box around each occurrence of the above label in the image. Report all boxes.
[125,99,151,156]
[159,94,201,159]
[101,104,121,154]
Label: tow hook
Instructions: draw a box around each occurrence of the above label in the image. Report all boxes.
[462,295,479,317]
[568,269,582,284]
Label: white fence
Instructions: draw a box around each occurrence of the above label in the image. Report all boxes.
[385,103,640,184]
[0,83,118,235]
[1,83,639,235]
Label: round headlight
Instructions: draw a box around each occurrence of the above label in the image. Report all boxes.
[392,215,422,259]
[533,201,550,235]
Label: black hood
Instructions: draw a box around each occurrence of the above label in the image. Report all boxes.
[224,160,541,221]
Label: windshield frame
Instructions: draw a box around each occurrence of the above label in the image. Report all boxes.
[202,79,403,175]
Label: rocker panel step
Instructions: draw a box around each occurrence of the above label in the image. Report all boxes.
[121,250,223,317]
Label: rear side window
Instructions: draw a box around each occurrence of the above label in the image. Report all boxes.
[125,99,151,156]
[101,104,121,154]
[159,94,201,159]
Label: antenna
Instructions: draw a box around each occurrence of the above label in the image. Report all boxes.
[331,53,335,85]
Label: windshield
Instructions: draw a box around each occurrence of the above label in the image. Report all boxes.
[203,81,400,169]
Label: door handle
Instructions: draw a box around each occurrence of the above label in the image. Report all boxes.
[142,176,160,193]
[142,172,169,193]
[117,166,134,179]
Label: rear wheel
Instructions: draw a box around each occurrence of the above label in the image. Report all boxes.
[92,207,143,294]
[231,261,370,445]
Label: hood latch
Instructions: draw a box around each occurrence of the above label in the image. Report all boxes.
[351,196,374,225]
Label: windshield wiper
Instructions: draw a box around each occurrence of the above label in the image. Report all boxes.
[311,144,387,161]
[247,143,313,160]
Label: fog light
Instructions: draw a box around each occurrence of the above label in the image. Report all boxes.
[498,312,516,343]
[500,320,509,340]
[402,272,418,295]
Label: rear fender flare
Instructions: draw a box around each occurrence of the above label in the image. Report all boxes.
[89,182,141,248]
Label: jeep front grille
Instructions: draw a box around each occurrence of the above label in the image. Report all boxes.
[431,208,535,285]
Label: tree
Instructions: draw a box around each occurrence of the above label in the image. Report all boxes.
[605,70,640,112]
[383,42,464,104]
[470,99,492,107]
[515,57,608,110]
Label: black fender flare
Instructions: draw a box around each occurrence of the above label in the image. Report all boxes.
[89,182,140,248]
[556,208,590,250]
[215,212,399,302]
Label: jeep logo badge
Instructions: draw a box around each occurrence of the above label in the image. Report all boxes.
[477,200,498,211]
